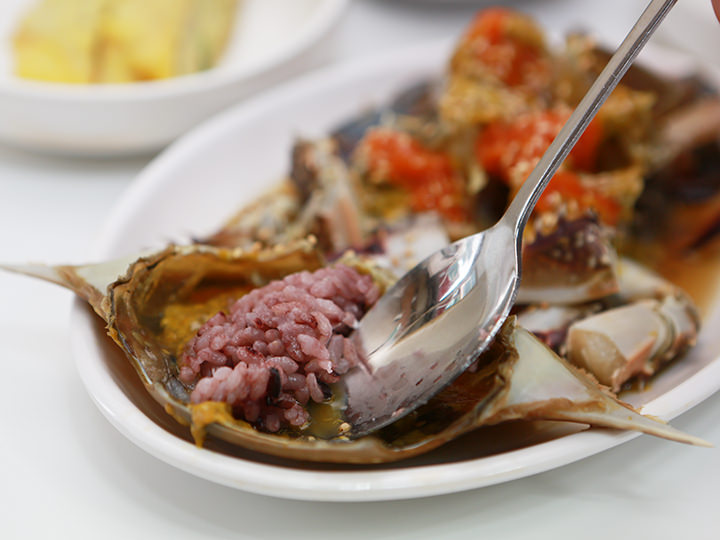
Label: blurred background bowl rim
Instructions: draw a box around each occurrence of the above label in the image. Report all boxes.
[0,0,349,103]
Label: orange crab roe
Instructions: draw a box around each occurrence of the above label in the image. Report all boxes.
[361,128,469,222]
[454,7,550,88]
[475,109,619,224]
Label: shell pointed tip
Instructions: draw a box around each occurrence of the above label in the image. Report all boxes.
[686,436,713,448]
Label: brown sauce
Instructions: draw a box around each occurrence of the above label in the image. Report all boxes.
[658,246,720,317]
[624,236,720,318]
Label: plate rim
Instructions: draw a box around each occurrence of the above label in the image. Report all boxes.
[71,37,720,502]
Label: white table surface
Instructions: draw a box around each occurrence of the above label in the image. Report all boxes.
[2,1,720,538]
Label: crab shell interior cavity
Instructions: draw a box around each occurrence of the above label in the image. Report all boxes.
[88,241,705,464]
[107,239,519,464]
[102,240,498,463]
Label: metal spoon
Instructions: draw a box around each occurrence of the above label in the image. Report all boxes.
[344,0,678,437]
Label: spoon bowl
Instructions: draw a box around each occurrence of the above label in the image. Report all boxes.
[345,221,519,434]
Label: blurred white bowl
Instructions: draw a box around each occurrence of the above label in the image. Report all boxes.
[0,0,348,155]
[655,0,720,69]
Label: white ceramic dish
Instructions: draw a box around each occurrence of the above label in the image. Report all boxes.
[0,0,347,155]
[654,0,720,69]
[70,39,720,501]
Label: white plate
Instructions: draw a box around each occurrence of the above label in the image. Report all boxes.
[654,0,720,69]
[70,39,720,501]
[0,0,347,155]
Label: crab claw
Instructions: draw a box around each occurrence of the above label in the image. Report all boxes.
[565,296,699,393]
[563,258,700,392]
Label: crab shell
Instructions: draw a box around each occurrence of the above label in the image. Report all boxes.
[3,240,708,463]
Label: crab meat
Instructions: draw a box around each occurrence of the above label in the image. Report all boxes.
[287,138,367,253]
[566,295,699,392]
[516,303,601,351]
[517,215,618,305]
[203,138,367,254]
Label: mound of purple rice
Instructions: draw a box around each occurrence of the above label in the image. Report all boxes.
[178,264,380,432]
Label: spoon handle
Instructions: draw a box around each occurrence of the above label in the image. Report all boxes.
[501,0,677,240]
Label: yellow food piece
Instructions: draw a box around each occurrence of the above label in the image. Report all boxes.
[12,0,238,84]
[13,0,105,83]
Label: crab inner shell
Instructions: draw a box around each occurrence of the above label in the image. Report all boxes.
[176,264,379,433]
